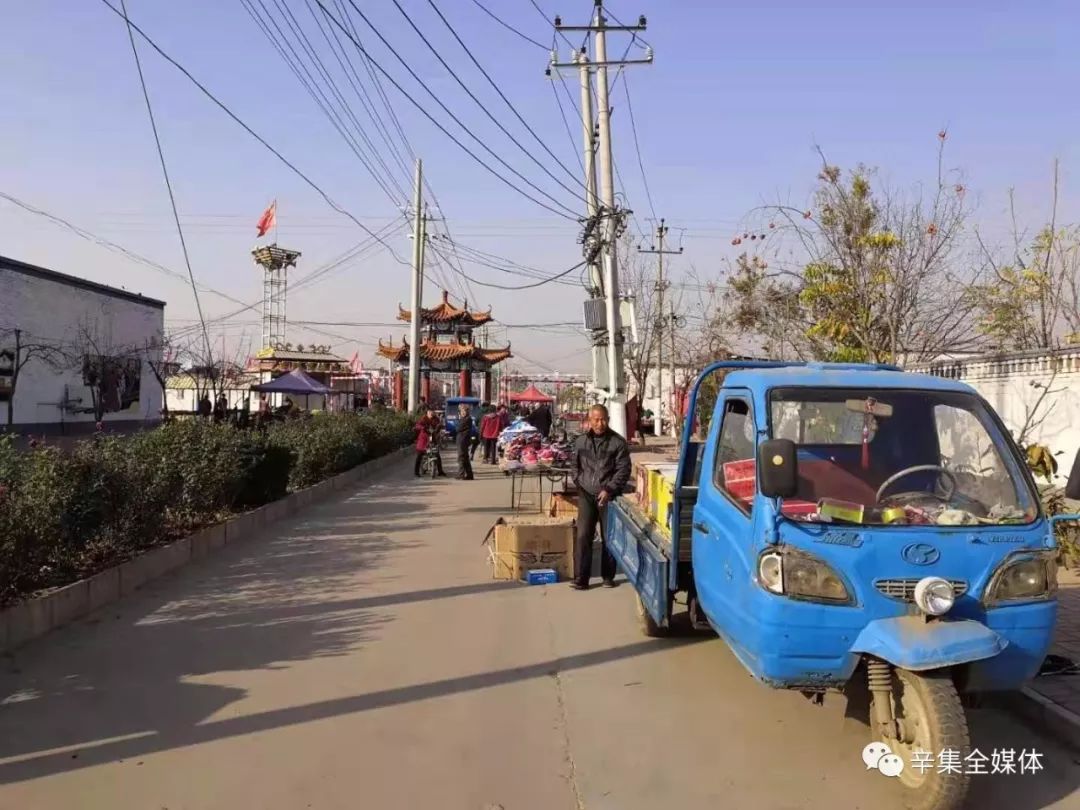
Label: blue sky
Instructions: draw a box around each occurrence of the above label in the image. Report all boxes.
[2,0,1074,372]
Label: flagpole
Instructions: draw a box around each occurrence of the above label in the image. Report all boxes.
[274,198,279,245]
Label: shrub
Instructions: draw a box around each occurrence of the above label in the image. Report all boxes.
[0,410,412,604]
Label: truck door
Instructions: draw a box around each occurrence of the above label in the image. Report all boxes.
[691,391,757,644]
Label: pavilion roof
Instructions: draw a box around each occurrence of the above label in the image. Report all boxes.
[376,338,511,365]
[397,290,493,327]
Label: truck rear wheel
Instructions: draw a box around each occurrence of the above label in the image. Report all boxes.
[635,593,671,638]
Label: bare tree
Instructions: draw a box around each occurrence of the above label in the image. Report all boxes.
[973,160,1080,350]
[0,327,71,427]
[621,231,664,400]
[73,321,147,422]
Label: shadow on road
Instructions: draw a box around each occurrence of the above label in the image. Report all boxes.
[0,480,434,783]
[0,636,704,785]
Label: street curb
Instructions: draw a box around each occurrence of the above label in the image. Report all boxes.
[1000,687,1080,753]
[0,445,411,655]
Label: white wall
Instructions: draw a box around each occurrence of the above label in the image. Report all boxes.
[911,350,1080,487]
[0,265,164,429]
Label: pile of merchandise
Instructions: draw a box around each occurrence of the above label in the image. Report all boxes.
[498,419,575,472]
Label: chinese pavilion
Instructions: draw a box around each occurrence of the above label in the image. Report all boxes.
[377,290,512,409]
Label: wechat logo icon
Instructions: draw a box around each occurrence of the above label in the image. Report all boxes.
[862,742,905,778]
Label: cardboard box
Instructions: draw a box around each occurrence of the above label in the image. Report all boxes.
[654,476,676,537]
[549,491,579,518]
[633,462,663,513]
[487,516,575,581]
[648,464,678,524]
[527,568,558,585]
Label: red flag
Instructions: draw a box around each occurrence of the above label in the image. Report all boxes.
[256,200,277,237]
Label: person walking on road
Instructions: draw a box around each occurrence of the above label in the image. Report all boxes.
[455,404,475,480]
[571,404,631,590]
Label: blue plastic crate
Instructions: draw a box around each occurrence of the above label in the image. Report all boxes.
[526,568,558,585]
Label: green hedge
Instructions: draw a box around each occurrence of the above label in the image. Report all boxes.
[0,410,412,605]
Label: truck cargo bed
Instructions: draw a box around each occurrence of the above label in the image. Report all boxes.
[614,494,694,562]
[605,497,675,629]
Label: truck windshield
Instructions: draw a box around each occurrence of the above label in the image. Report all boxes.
[765,387,1038,527]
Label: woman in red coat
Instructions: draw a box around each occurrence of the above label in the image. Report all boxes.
[480,409,502,464]
[414,410,445,477]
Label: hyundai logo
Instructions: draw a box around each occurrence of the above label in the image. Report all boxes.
[901,543,940,566]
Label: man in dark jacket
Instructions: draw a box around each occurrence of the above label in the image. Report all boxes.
[455,404,475,480]
[571,404,631,589]
[527,402,553,438]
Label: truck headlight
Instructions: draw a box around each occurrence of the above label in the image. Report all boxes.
[985,551,1057,605]
[914,576,955,616]
[757,548,851,604]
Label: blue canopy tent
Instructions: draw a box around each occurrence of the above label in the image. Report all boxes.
[253,369,330,411]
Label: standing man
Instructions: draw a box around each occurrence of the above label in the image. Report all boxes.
[455,404,475,480]
[571,404,631,590]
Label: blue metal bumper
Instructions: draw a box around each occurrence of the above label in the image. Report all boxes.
[716,593,1054,690]
[850,617,1007,671]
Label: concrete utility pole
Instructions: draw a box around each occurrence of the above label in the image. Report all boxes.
[639,218,682,436]
[669,302,684,438]
[407,158,424,414]
[551,1,652,438]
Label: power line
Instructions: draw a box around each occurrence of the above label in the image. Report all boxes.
[117,0,213,371]
[430,243,587,290]
[297,0,414,196]
[97,0,411,266]
[467,0,548,50]
[422,0,586,191]
[314,0,415,184]
[243,0,408,205]
[621,73,657,224]
[551,79,585,175]
[526,0,577,50]
[322,0,580,220]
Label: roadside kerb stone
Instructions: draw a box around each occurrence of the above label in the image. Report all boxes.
[0,446,410,653]
[87,568,121,612]
[1002,686,1080,753]
[48,581,91,629]
[119,537,193,596]
[190,524,227,559]
[4,596,52,650]
[225,511,259,544]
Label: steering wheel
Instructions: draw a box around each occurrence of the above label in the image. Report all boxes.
[875,465,957,503]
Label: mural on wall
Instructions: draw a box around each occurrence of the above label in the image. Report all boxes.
[0,348,12,402]
[82,355,141,413]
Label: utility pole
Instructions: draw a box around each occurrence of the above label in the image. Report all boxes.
[407,158,424,414]
[639,218,682,436]
[551,1,652,438]
[669,303,684,438]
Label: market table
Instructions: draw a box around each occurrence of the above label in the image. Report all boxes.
[505,466,571,513]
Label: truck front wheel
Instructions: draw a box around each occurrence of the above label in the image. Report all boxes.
[872,667,970,810]
[635,593,671,638]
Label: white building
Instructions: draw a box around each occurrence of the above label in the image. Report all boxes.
[634,362,700,435]
[0,255,165,435]
[909,347,1080,486]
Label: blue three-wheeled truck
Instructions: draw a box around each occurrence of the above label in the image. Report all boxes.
[606,360,1080,810]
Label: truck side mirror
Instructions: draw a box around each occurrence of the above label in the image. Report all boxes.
[758,439,798,499]
[1066,449,1080,501]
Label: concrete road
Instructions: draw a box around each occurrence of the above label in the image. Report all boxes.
[1,458,1078,810]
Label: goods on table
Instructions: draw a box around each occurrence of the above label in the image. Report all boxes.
[499,424,573,471]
